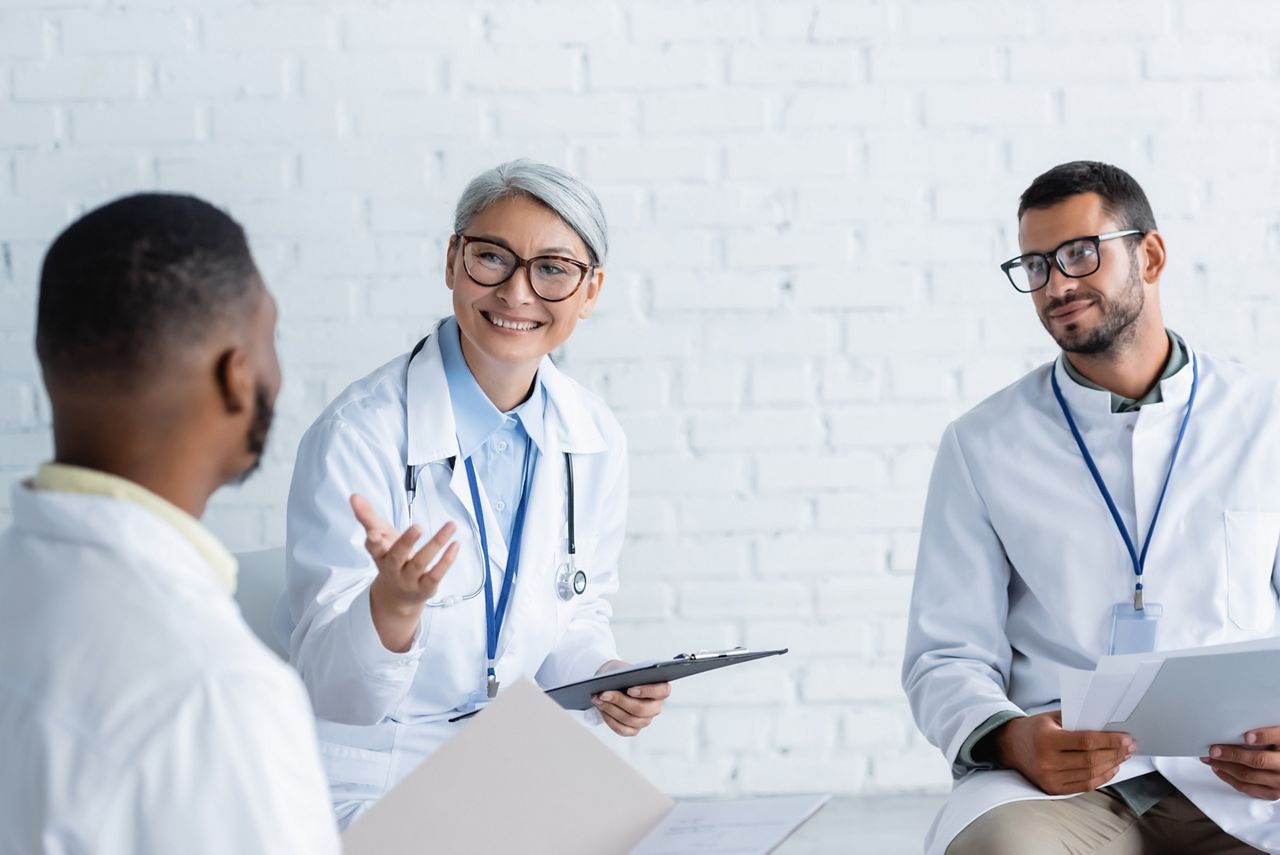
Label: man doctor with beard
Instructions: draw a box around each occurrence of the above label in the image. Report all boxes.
[904,161,1280,854]
[0,194,339,854]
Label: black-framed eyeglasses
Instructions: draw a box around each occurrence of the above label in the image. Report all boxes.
[456,234,594,302]
[1000,230,1144,293]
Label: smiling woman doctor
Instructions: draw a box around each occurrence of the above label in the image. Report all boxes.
[280,160,670,826]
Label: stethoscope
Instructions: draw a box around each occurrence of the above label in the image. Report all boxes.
[402,333,587,608]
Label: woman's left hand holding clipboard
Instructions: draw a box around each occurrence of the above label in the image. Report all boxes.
[592,660,671,737]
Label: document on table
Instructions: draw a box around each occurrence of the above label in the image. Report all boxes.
[630,795,830,855]
[1060,636,1280,756]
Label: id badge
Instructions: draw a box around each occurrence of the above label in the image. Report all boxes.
[1109,602,1163,655]
[457,689,494,715]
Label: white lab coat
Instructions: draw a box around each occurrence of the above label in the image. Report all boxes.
[0,484,340,854]
[280,319,625,822]
[904,348,1280,854]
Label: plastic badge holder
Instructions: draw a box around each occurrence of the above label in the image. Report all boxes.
[1109,602,1163,655]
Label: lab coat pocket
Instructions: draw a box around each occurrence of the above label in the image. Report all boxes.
[317,739,392,799]
[1224,510,1280,630]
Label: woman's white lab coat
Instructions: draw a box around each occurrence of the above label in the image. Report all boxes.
[279,319,626,823]
[904,349,1280,854]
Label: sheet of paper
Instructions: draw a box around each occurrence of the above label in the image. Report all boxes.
[342,678,675,855]
[1059,667,1093,731]
[1109,659,1164,723]
[1060,638,1280,756]
[1105,635,1280,665]
[630,795,830,855]
[1102,648,1280,755]
[1074,670,1138,731]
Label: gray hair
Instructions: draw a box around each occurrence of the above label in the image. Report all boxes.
[453,159,608,266]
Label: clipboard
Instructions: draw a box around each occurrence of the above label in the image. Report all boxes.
[449,647,787,722]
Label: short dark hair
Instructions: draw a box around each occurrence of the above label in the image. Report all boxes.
[1017,161,1158,234]
[36,193,260,387]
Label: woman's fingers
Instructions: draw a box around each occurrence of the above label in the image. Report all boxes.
[624,682,671,701]
[350,493,392,537]
[402,523,458,596]
[607,691,664,719]
[405,522,458,575]
[351,493,400,559]
[593,691,661,730]
[380,525,422,576]
[594,699,649,733]
[587,681,671,738]
[352,499,463,601]
[601,715,640,737]
[417,542,460,596]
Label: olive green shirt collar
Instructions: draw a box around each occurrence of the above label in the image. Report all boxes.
[1060,330,1188,414]
[30,463,238,593]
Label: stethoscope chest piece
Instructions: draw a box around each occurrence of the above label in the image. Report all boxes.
[556,562,587,601]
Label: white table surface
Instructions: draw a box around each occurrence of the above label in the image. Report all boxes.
[777,794,946,854]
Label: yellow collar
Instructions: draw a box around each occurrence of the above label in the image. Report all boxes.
[31,463,238,593]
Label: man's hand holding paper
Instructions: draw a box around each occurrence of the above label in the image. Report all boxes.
[1205,726,1280,801]
[993,711,1136,796]
[1060,638,1280,761]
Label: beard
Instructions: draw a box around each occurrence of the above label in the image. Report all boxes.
[234,382,275,485]
[1038,256,1144,357]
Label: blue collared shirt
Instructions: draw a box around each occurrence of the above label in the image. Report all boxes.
[437,317,546,547]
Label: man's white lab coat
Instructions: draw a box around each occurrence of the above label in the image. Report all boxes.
[904,349,1280,854]
[0,483,339,854]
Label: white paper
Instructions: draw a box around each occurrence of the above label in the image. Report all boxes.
[1104,635,1280,665]
[1059,637,1280,755]
[1109,659,1164,723]
[342,678,674,855]
[630,795,830,855]
[1058,667,1093,731]
[1073,670,1134,731]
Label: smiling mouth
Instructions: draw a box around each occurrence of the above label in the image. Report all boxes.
[1050,301,1093,322]
[482,311,543,332]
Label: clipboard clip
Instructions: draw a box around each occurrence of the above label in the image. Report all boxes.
[674,647,750,661]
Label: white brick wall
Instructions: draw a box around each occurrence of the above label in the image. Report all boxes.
[2,0,1279,798]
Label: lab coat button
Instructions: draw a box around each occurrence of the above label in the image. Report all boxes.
[495,500,506,512]
[496,440,509,452]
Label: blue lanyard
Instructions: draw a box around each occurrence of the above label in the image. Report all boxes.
[463,441,538,697]
[1049,354,1198,609]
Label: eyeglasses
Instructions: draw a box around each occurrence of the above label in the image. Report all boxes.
[456,234,594,302]
[1000,230,1144,293]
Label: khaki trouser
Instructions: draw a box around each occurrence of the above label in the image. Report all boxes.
[947,789,1265,855]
